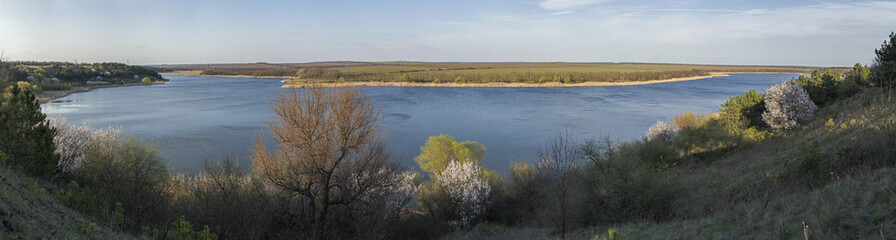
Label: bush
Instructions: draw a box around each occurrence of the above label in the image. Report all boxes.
[503,162,543,224]
[0,84,58,176]
[720,90,765,128]
[762,82,817,129]
[439,160,491,229]
[76,129,171,230]
[172,158,276,239]
[646,121,678,141]
[141,77,152,84]
[871,32,896,88]
[49,115,91,174]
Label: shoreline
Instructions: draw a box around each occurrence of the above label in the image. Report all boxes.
[282,72,732,88]
[163,71,290,79]
[37,82,164,104]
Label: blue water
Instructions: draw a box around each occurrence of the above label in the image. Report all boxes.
[41,73,797,173]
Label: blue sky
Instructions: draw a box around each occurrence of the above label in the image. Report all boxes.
[1,0,894,66]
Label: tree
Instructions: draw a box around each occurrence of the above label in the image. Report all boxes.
[438,160,490,229]
[0,84,58,176]
[762,82,817,129]
[251,88,399,238]
[536,131,584,239]
[414,134,485,176]
[845,63,871,87]
[719,90,765,128]
[142,77,152,84]
[872,32,896,88]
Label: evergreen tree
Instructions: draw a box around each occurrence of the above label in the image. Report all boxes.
[872,32,896,88]
[0,84,59,175]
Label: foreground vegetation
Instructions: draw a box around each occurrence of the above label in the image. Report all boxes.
[1,33,894,239]
[161,62,829,85]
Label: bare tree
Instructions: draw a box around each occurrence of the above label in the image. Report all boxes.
[536,131,584,239]
[251,88,398,238]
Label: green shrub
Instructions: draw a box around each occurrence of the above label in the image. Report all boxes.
[76,132,171,230]
[0,84,58,176]
[793,141,827,181]
[720,90,766,128]
[141,77,152,84]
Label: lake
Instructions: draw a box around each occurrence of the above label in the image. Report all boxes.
[41,73,798,173]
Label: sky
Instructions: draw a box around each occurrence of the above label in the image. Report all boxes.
[1,0,895,66]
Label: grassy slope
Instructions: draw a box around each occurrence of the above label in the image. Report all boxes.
[0,167,129,239]
[454,88,896,239]
[601,88,896,239]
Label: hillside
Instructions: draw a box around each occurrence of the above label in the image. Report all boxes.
[451,87,896,239]
[0,167,128,239]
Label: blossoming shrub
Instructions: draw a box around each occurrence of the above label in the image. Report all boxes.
[762,82,817,129]
[647,121,678,141]
[439,160,490,229]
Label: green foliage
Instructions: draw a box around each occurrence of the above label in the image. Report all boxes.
[673,118,742,160]
[141,77,152,84]
[433,78,442,83]
[415,134,486,175]
[0,84,58,176]
[720,90,766,128]
[169,216,196,240]
[73,218,102,237]
[538,76,548,83]
[76,134,171,230]
[845,63,871,87]
[872,32,896,88]
[454,75,467,83]
[593,228,629,240]
[793,141,827,180]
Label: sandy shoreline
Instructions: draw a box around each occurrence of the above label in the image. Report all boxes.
[282,72,732,88]
[37,82,164,104]
[163,71,290,79]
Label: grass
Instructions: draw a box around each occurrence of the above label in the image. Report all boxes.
[0,167,128,239]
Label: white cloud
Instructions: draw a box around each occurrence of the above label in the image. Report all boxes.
[551,10,575,15]
[539,0,610,10]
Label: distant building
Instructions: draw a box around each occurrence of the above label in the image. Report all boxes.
[96,76,103,81]
[134,75,140,80]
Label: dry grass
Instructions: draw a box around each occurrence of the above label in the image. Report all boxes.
[0,167,127,239]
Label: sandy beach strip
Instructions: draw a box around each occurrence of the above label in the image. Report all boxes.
[282,72,732,88]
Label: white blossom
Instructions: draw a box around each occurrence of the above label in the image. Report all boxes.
[439,160,490,228]
[49,115,122,173]
[49,115,91,173]
[762,82,817,129]
[646,120,678,140]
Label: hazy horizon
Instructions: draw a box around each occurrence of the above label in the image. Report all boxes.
[2,0,895,66]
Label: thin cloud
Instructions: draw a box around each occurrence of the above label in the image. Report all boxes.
[551,10,575,15]
[539,0,610,10]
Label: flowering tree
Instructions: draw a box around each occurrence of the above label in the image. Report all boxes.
[439,160,490,228]
[49,115,92,173]
[647,120,678,140]
[762,82,817,129]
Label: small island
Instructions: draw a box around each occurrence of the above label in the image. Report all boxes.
[158,62,832,88]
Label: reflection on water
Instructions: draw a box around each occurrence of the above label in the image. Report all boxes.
[42,73,797,173]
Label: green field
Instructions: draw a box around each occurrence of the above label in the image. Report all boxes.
[158,62,838,84]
